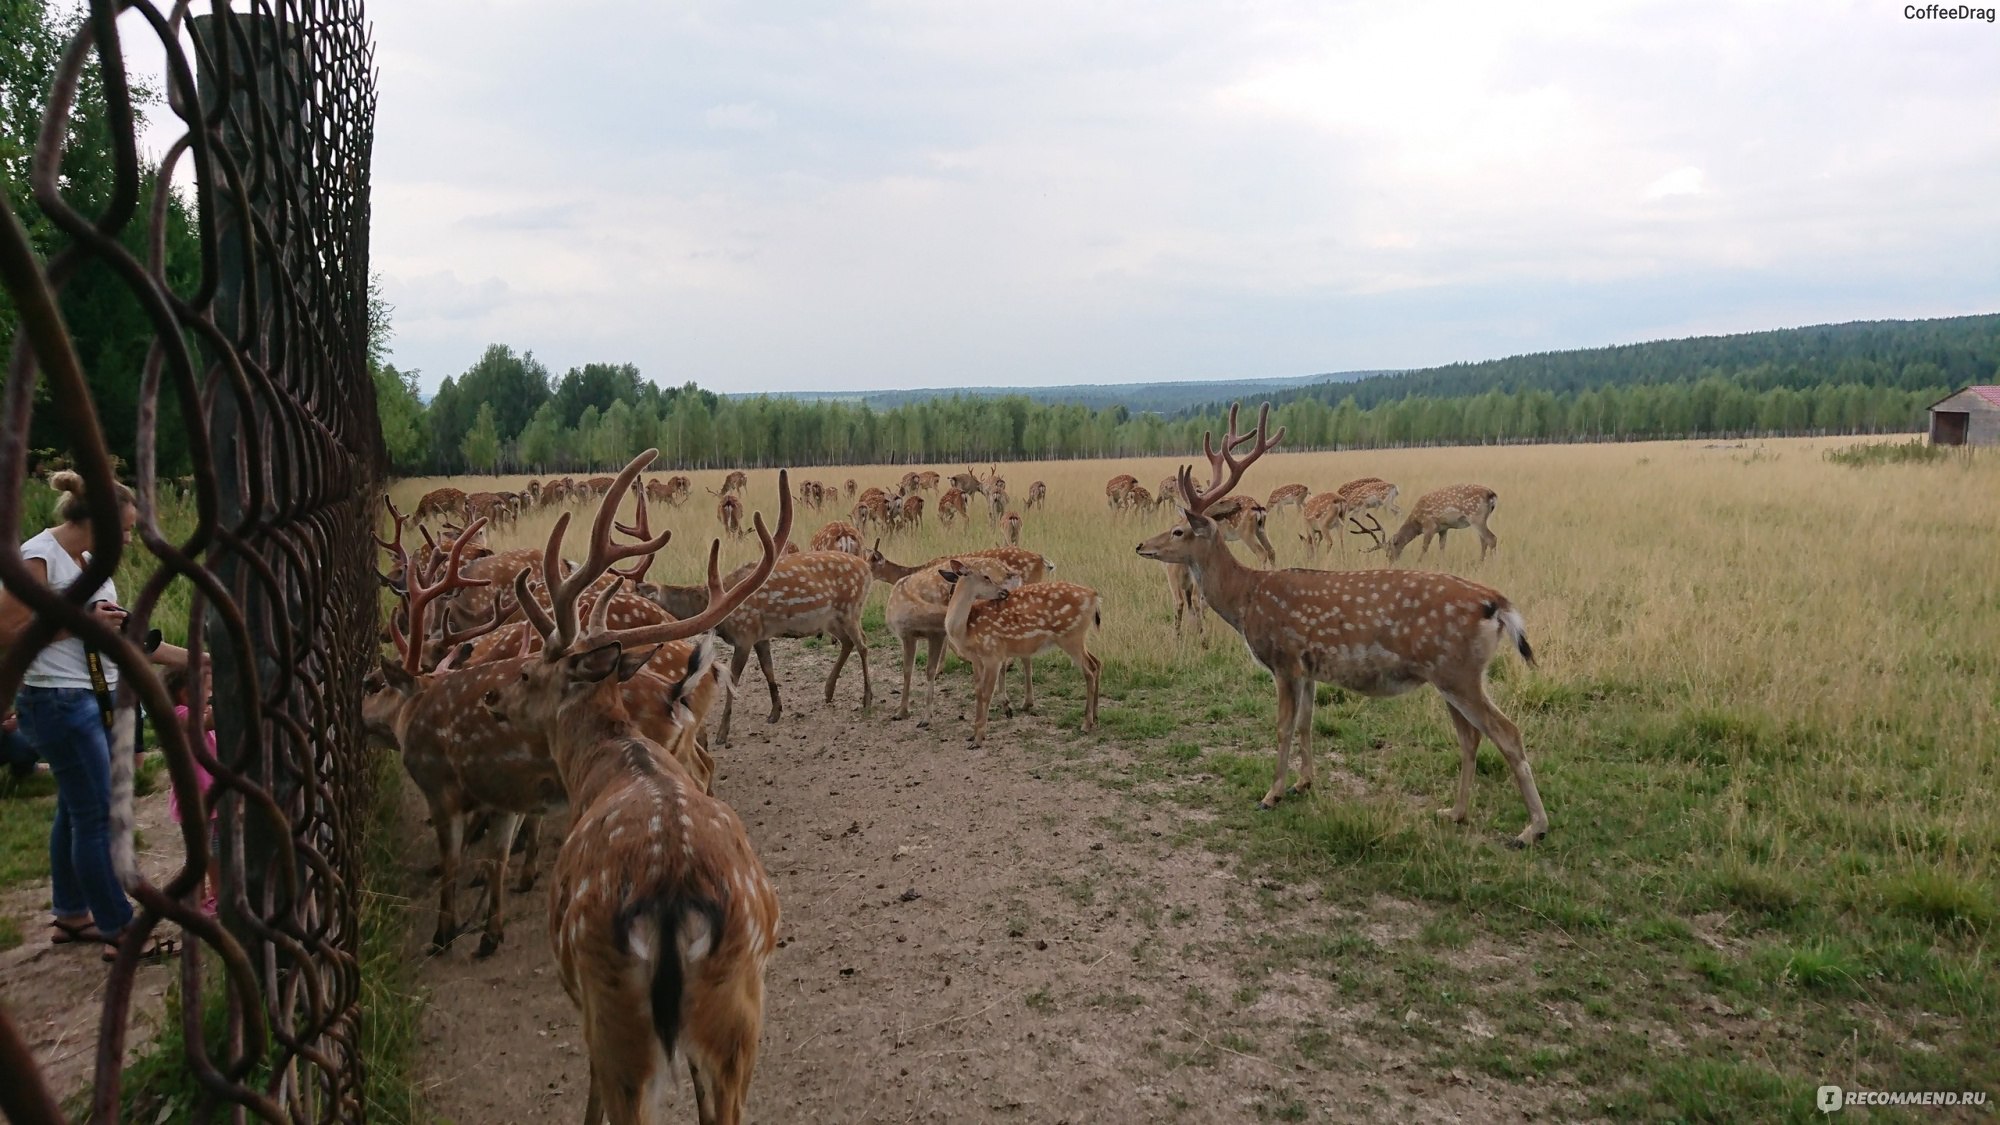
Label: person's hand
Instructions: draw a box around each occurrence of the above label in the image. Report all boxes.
[88,601,128,630]
[1,711,16,733]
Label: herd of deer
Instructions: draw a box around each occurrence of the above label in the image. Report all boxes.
[363,404,1545,1124]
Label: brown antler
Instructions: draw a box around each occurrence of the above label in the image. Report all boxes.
[521,463,795,659]
[1176,402,1286,517]
[1349,512,1387,551]
[524,452,678,656]
[386,511,493,673]
[609,483,658,584]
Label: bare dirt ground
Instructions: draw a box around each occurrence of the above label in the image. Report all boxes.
[407,649,1561,1124]
[1,779,180,1103]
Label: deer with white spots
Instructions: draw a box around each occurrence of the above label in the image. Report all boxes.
[1135,404,1548,847]
[483,449,791,1125]
[865,542,1052,724]
[711,489,744,538]
[638,549,872,745]
[1266,482,1309,515]
[937,487,968,527]
[1001,510,1021,544]
[1024,480,1047,511]
[809,520,864,555]
[1380,484,1501,563]
[938,557,1102,746]
[1208,494,1277,567]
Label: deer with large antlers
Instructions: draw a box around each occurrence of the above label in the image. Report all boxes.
[1135,405,1548,846]
[482,450,792,1125]
[938,558,1102,746]
[1381,484,1501,563]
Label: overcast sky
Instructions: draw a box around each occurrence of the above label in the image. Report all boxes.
[307,2,2000,392]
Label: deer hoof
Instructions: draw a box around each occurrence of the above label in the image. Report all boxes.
[475,934,502,959]
[425,936,451,957]
[1435,808,1466,824]
[1256,799,1279,812]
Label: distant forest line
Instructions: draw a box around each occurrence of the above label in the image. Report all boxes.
[373,315,1994,475]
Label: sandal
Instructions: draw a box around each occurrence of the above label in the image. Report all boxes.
[50,918,105,945]
[102,932,180,963]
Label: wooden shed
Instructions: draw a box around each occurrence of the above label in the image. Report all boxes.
[1928,386,2000,447]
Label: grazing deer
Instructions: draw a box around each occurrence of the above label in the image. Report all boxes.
[809,520,864,555]
[1382,484,1500,562]
[1124,484,1154,512]
[485,450,791,1125]
[851,491,892,530]
[415,485,467,523]
[914,470,941,493]
[713,490,745,537]
[949,468,985,497]
[1209,495,1277,567]
[1105,474,1138,508]
[986,472,1009,525]
[584,475,617,497]
[1339,476,1400,516]
[898,470,923,497]
[844,478,857,498]
[1001,510,1021,544]
[900,494,925,530]
[640,552,872,744]
[864,542,1051,722]
[718,469,749,495]
[1025,481,1046,511]
[938,558,1101,746]
[1136,405,1547,846]
[1266,483,1309,515]
[1157,475,1183,508]
[937,487,968,527]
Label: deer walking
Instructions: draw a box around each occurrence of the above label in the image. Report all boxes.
[486,450,792,1125]
[1383,484,1501,562]
[1136,405,1548,846]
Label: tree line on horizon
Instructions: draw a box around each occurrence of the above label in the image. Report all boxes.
[372,318,1988,476]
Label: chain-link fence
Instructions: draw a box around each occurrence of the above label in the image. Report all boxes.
[0,2,379,1120]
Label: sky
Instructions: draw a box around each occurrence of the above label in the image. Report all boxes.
[145,1,2000,394]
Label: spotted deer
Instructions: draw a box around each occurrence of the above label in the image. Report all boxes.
[900,494,925,530]
[1024,481,1046,511]
[484,450,791,1125]
[809,520,864,555]
[986,473,1010,525]
[1266,483,1309,515]
[639,551,872,743]
[864,542,1051,722]
[937,487,968,527]
[1209,495,1277,567]
[1105,474,1139,508]
[938,558,1101,746]
[1167,563,1204,637]
[1135,405,1548,846]
[1001,510,1021,545]
[949,468,985,498]
[713,489,745,537]
[718,469,749,495]
[1381,484,1501,563]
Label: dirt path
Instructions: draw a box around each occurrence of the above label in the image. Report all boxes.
[409,650,1540,1124]
[1,780,180,1103]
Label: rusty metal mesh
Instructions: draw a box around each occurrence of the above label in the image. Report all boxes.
[0,2,379,1121]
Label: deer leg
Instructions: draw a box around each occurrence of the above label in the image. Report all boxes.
[1478,524,1498,562]
[582,1063,604,1125]
[429,807,465,955]
[755,640,781,723]
[1439,698,1481,826]
[1019,657,1034,712]
[513,815,541,893]
[1260,675,1299,809]
[688,1059,712,1124]
[1075,647,1101,732]
[824,637,852,704]
[1289,677,1316,796]
[1442,688,1548,847]
[894,634,917,720]
[854,625,871,710]
[477,811,525,958]
[971,662,1003,745]
[719,645,753,744]
[919,633,945,728]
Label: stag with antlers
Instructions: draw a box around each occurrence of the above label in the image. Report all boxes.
[1135,405,1548,846]
[483,450,792,1125]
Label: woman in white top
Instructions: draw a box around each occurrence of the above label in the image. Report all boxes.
[0,471,188,960]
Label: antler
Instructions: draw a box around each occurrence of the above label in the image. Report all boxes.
[610,482,659,584]
[520,461,795,659]
[523,451,678,657]
[1176,402,1286,517]
[387,512,492,673]
[1349,512,1387,550]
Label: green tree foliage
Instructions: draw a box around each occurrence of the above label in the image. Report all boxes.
[460,402,502,473]
[3,0,202,477]
[379,316,1987,474]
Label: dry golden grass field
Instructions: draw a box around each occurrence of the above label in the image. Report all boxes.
[387,435,1998,1120]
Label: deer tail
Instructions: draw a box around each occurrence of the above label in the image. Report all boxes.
[1484,600,1536,668]
[623,893,726,1061]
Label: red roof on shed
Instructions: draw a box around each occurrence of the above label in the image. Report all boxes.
[1929,386,2000,410]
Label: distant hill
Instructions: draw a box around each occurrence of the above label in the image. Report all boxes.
[1175,314,2000,418]
[735,370,1392,414]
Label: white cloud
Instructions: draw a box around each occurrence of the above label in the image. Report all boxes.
[1644,166,1708,199]
[704,102,777,131]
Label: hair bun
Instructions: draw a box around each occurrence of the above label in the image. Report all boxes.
[49,469,85,495]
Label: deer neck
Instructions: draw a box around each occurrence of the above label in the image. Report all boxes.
[1185,536,1260,632]
[548,686,648,804]
[942,581,983,648]
[875,556,921,584]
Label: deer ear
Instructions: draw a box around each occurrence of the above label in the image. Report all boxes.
[938,568,958,584]
[1003,573,1023,591]
[617,646,656,683]
[377,656,418,697]
[566,642,626,686]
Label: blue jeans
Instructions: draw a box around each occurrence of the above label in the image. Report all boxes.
[15,686,132,934]
[1,723,37,775]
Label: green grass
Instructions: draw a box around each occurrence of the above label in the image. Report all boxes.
[115,747,427,1121]
[998,647,2000,1121]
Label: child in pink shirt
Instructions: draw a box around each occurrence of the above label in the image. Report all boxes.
[164,667,219,915]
